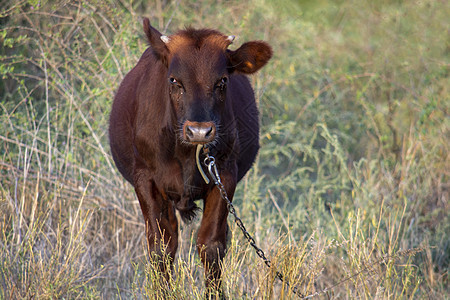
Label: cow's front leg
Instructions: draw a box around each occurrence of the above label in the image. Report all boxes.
[134,167,179,275]
[197,169,236,297]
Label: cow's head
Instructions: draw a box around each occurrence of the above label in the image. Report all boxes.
[143,18,272,145]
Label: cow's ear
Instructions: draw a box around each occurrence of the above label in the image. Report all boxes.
[143,17,169,66]
[226,41,272,74]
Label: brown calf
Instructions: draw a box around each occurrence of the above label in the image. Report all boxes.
[109,17,272,296]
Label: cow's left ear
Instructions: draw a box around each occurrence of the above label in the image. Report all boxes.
[226,41,272,74]
[143,17,170,66]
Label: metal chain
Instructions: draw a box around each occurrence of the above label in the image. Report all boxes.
[203,153,305,298]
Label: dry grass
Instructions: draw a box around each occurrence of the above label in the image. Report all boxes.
[1,0,448,299]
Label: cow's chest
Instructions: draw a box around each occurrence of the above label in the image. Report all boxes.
[158,150,208,201]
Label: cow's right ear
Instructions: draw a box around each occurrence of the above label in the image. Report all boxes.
[143,18,169,66]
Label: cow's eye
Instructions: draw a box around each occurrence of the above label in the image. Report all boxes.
[168,77,184,97]
[216,77,228,90]
[169,77,183,92]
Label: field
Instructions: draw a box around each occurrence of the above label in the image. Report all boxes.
[0,0,448,299]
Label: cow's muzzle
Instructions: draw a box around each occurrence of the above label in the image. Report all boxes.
[183,121,216,144]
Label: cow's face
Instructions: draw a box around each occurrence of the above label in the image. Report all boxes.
[166,38,230,144]
[143,19,272,145]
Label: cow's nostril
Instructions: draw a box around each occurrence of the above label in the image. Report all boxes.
[205,126,213,138]
[186,126,194,139]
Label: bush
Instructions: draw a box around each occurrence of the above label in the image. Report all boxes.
[1,0,448,298]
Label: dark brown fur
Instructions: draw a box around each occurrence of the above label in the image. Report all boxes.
[109,17,272,296]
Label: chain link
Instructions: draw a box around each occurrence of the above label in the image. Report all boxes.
[203,152,305,298]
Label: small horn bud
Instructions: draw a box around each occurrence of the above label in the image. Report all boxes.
[160,35,170,44]
[227,35,235,43]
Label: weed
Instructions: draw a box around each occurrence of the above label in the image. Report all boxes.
[0,0,448,298]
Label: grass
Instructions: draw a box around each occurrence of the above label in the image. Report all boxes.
[0,0,448,298]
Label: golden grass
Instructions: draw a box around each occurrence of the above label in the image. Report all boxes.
[1,0,448,298]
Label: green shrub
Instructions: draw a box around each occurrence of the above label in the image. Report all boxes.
[1,0,447,298]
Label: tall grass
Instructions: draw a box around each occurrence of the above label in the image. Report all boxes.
[1,0,448,298]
